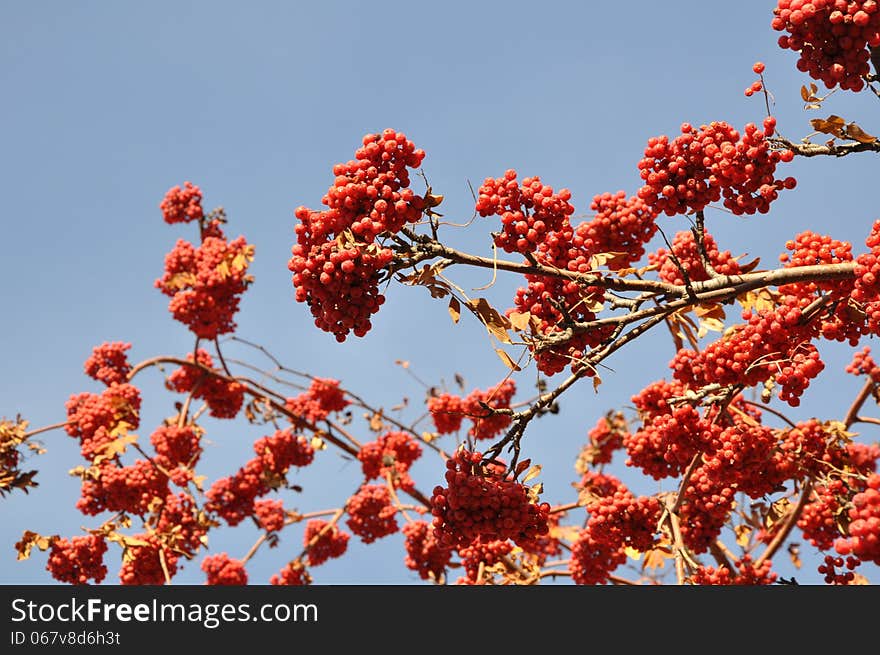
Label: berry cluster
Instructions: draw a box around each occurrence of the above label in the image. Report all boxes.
[677,465,737,553]
[160,181,204,224]
[671,296,825,406]
[430,448,550,548]
[46,535,108,585]
[461,379,516,441]
[65,383,142,461]
[835,473,880,564]
[270,561,311,585]
[206,429,314,525]
[689,555,777,585]
[83,342,132,386]
[118,535,178,585]
[201,553,248,585]
[475,169,575,255]
[154,492,206,556]
[303,519,350,566]
[577,412,628,469]
[254,498,286,533]
[166,349,245,419]
[357,431,422,490]
[77,459,169,516]
[150,425,202,481]
[846,346,880,381]
[345,484,399,543]
[573,191,659,270]
[624,403,718,480]
[637,119,795,217]
[509,224,613,376]
[290,130,425,341]
[427,392,464,434]
[402,521,453,581]
[648,230,742,286]
[455,538,513,584]
[772,0,880,91]
[285,377,349,426]
[818,554,860,584]
[155,234,254,340]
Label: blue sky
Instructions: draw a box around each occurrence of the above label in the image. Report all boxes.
[2,1,878,585]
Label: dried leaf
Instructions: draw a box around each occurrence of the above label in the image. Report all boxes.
[494,348,521,371]
[467,298,513,344]
[642,545,673,571]
[522,464,542,484]
[549,524,582,543]
[514,459,532,478]
[765,497,792,531]
[592,376,602,393]
[788,543,802,570]
[810,114,846,138]
[800,85,811,102]
[16,531,57,561]
[738,288,777,314]
[735,524,753,548]
[845,122,877,144]
[448,297,461,324]
[589,251,630,269]
[624,546,642,561]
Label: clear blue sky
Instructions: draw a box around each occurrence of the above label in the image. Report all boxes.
[2,1,877,585]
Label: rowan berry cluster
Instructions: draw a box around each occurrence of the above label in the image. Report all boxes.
[637,119,795,217]
[254,498,286,533]
[772,0,880,91]
[289,129,426,341]
[574,191,659,270]
[201,553,248,585]
[118,535,178,585]
[647,230,742,286]
[818,554,860,584]
[744,61,766,96]
[165,349,245,419]
[156,234,254,340]
[285,377,349,426]
[847,347,880,381]
[150,425,202,477]
[345,484,399,543]
[46,535,108,585]
[303,519,350,566]
[461,379,516,441]
[689,555,777,585]
[401,521,453,581]
[430,448,550,548]
[270,561,311,585]
[357,431,422,491]
[77,459,168,516]
[65,382,142,461]
[578,412,628,468]
[835,473,880,564]
[160,181,204,224]
[475,169,575,255]
[83,342,132,386]
[206,429,313,526]
[455,538,513,584]
[427,392,464,434]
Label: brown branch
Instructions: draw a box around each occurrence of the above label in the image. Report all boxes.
[755,479,813,568]
[844,379,876,429]
[770,135,880,158]
[22,421,71,439]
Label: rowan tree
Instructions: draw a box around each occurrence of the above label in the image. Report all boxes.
[3,1,880,586]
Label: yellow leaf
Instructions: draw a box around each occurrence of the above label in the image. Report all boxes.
[467,297,513,344]
[765,497,791,531]
[787,543,802,570]
[624,546,642,561]
[642,545,673,571]
[550,525,581,543]
[589,251,630,269]
[448,297,461,324]
[310,436,326,450]
[522,464,542,484]
[508,311,533,332]
[592,376,602,393]
[735,524,752,548]
[165,272,197,290]
[494,348,521,371]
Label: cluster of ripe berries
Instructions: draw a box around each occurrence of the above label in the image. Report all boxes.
[772,0,880,92]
